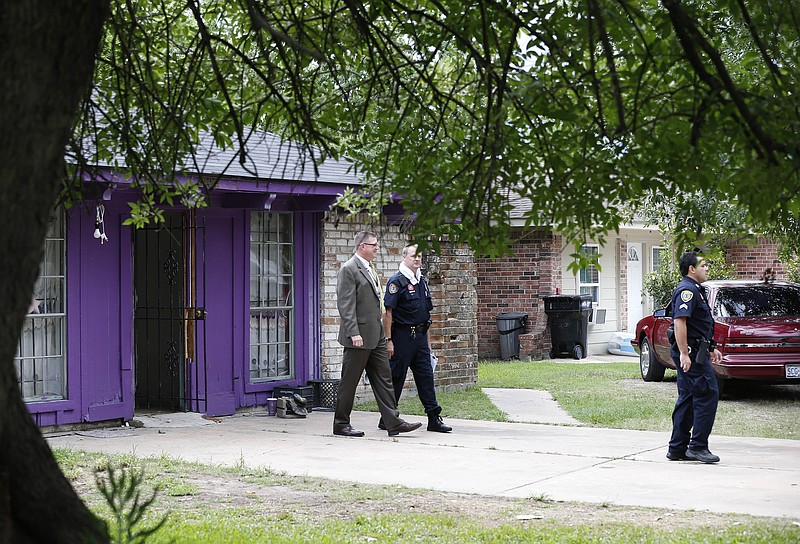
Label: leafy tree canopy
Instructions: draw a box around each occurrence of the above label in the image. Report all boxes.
[3,1,799,540]
[67,0,800,261]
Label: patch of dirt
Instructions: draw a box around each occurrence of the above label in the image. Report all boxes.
[75,468,790,530]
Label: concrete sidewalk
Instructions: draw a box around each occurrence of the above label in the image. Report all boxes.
[46,406,800,519]
[483,388,581,425]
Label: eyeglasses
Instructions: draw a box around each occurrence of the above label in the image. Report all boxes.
[362,242,379,248]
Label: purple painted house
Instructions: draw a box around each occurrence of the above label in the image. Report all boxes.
[17,133,360,426]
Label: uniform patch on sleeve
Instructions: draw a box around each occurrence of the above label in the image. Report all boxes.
[388,283,399,294]
[680,290,694,303]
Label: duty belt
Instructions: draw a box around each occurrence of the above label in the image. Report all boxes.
[688,336,716,359]
[688,336,716,349]
[687,337,703,349]
[394,321,431,339]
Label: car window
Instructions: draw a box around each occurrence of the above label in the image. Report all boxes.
[714,285,800,317]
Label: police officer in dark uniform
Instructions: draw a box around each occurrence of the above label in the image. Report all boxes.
[380,244,452,433]
[667,251,721,463]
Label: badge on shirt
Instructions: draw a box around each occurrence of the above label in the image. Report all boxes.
[680,290,694,303]
[388,283,399,294]
[407,284,415,293]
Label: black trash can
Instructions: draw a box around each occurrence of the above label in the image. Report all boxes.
[496,312,528,360]
[542,294,593,359]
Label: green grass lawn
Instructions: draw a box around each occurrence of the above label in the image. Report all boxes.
[56,450,800,544]
[361,359,800,439]
[56,360,800,543]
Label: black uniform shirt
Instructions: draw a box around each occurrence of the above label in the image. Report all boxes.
[670,276,715,356]
[384,271,433,325]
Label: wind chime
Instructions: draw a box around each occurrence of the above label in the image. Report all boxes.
[93,204,109,244]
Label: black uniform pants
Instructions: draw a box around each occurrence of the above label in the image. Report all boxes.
[668,352,719,454]
[389,327,441,415]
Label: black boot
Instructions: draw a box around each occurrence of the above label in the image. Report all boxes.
[427,413,452,432]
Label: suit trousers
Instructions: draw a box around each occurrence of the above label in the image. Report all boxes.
[668,353,719,453]
[334,338,402,431]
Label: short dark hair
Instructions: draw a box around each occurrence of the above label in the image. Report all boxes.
[353,230,377,250]
[679,251,699,277]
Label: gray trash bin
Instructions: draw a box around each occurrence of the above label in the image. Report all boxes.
[496,312,528,360]
[542,294,592,359]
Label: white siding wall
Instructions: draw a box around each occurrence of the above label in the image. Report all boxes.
[559,241,618,355]
[559,227,666,356]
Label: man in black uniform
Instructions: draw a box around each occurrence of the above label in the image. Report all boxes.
[667,251,722,463]
[380,244,452,433]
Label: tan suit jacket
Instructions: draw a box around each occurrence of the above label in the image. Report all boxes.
[337,255,384,348]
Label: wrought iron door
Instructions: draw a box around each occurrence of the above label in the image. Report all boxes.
[133,211,207,412]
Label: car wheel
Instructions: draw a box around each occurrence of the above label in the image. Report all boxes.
[640,338,666,382]
[549,348,557,360]
[571,344,584,360]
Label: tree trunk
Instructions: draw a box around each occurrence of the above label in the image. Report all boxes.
[0,2,111,542]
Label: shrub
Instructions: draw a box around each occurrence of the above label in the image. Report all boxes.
[642,247,736,309]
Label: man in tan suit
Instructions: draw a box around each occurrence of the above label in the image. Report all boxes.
[333,231,422,437]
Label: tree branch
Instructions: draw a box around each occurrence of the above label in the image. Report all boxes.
[662,0,788,163]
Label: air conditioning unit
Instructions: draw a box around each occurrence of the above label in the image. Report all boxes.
[589,307,607,325]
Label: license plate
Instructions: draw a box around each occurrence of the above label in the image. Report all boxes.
[787,364,800,379]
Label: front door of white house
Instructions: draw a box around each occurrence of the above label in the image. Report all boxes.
[626,243,644,332]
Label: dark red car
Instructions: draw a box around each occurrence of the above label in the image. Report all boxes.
[632,280,800,392]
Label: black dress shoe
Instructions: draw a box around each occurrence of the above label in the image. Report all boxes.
[386,421,422,436]
[378,419,386,430]
[686,449,720,463]
[427,415,452,433]
[333,426,365,437]
[666,451,689,461]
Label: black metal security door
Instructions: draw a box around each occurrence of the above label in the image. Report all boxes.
[134,211,207,412]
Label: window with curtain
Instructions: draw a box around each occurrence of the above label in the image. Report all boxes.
[652,246,666,271]
[16,210,66,401]
[579,244,600,303]
[249,212,294,382]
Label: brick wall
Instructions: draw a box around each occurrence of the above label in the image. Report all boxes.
[425,243,478,390]
[725,238,786,279]
[320,213,478,402]
[475,229,562,359]
[320,220,788,387]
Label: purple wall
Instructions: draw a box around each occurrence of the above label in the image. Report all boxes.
[28,188,327,426]
[27,199,134,426]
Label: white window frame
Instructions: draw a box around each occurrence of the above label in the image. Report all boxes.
[248,211,294,383]
[579,244,600,303]
[652,246,666,272]
[16,210,67,401]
